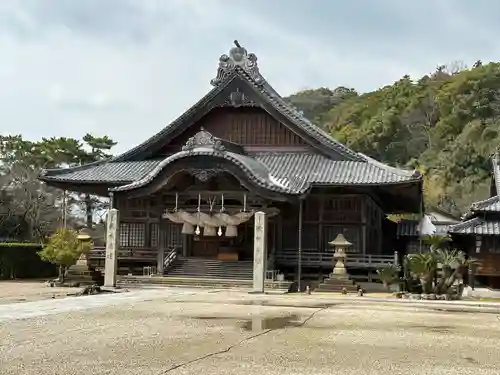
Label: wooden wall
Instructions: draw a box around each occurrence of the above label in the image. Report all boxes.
[281,193,384,254]
[114,191,385,258]
[158,107,310,154]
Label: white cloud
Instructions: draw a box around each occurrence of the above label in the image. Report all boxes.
[0,0,498,154]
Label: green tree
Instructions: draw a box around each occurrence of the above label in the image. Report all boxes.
[79,134,117,229]
[38,228,91,282]
[287,62,500,214]
[0,134,117,238]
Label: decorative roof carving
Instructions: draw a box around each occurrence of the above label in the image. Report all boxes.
[220,88,258,108]
[181,128,225,153]
[211,40,263,86]
[187,168,223,182]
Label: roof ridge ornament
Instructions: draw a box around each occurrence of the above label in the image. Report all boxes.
[221,88,258,108]
[182,128,225,153]
[211,40,263,86]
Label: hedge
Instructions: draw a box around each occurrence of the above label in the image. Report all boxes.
[0,243,57,279]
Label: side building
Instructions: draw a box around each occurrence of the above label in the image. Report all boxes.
[449,153,500,289]
[396,209,459,254]
[38,41,423,282]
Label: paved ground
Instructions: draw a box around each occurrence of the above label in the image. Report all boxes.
[0,281,71,305]
[1,286,499,375]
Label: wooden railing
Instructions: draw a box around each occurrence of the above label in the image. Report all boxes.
[89,246,157,261]
[474,253,500,276]
[163,247,179,271]
[275,249,398,268]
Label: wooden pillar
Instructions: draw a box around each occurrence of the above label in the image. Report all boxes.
[156,199,165,275]
[361,195,369,254]
[318,194,324,252]
[297,199,304,292]
[104,208,119,287]
[182,234,189,257]
[276,214,283,255]
[251,211,268,294]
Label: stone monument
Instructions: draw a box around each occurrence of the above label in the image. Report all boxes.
[251,211,267,294]
[104,209,119,287]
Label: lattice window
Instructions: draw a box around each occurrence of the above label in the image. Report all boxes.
[119,223,129,247]
[323,197,362,222]
[119,222,146,247]
[150,223,159,248]
[163,223,183,248]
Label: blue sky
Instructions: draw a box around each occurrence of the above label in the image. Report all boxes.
[1,0,499,153]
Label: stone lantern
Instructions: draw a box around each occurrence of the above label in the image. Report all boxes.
[76,228,92,267]
[328,233,352,275]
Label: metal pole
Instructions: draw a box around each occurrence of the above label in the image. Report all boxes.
[297,199,303,292]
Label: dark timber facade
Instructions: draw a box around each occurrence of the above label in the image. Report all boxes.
[39,42,423,281]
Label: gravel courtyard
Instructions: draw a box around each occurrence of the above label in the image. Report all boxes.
[0,286,499,375]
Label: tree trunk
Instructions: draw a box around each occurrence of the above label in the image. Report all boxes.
[434,265,452,294]
[383,281,391,291]
[421,276,433,294]
[59,265,66,283]
[85,194,93,229]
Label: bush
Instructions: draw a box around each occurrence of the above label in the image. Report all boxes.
[0,243,57,279]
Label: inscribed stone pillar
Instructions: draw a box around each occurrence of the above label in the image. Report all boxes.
[104,208,119,287]
[157,247,165,275]
[252,211,268,293]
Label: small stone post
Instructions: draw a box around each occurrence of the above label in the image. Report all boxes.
[251,211,268,293]
[104,208,119,287]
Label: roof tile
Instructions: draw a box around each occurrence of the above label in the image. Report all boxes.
[42,152,420,190]
[449,217,500,235]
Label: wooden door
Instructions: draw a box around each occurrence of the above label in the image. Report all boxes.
[191,239,219,258]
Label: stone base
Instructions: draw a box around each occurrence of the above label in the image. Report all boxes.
[315,273,358,293]
[66,264,104,286]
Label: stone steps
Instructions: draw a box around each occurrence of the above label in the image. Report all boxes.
[118,275,291,291]
[315,273,359,293]
[166,257,253,280]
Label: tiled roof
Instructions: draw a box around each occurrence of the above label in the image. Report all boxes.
[40,42,422,193]
[462,195,500,220]
[256,153,417,189]
[109,43,415,168]
[396,219,454,237]
[471,195,500,212]
[39,160,161,184]
[111,148,298,195]
[449,217,500,235]
[41,152,420,191]
[111,72,365,163]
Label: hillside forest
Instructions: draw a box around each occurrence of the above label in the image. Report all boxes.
[1,60,499,241]
[287,60,500,216]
